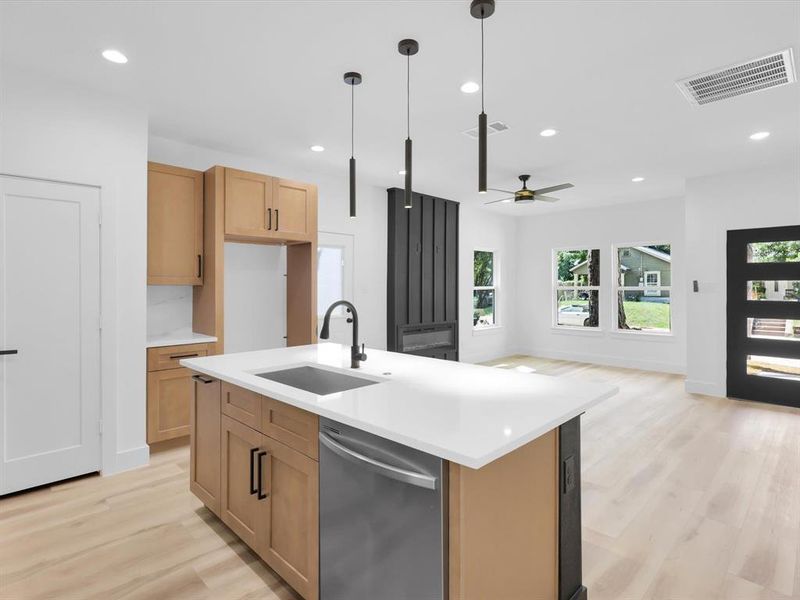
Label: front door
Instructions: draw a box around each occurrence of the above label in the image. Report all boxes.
[726,225,800,407]
[0,176,102,494]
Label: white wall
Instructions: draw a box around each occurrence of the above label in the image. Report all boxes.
[0,66,149,473]
[685,161,800,396]
[224,242,286,353]
[459,204,518,363]
[514,198,687,374]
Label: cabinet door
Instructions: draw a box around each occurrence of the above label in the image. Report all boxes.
[224,168,273,239]
[272,178,316,240]
[147,162,203,285]
[259,436,319,600]
[221,415,266,549]
[146,368,192,443]
[190,375,220,515]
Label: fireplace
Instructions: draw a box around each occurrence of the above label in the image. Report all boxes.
[397,322,457,358]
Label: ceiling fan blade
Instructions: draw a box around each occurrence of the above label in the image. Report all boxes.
[487,187,517,194]
[484,197,514,205]
[534,195,560,203]
[532,183,574,195]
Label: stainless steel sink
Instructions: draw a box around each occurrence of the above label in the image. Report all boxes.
[255,365,379,395]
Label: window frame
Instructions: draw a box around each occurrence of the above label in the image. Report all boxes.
[473,248,500,331]
[612,242,673,336]
[552,247,602,331]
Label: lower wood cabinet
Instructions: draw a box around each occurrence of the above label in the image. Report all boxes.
[196,384,319,600]
[190,374,220,515]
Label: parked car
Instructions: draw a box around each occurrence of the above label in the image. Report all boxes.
[558,304,590,326]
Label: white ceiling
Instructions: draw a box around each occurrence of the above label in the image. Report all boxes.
[2,1,799,214]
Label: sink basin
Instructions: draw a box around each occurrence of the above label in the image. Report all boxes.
[255,365,379,395]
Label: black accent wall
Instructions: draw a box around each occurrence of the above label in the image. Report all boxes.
[387,188,459,360]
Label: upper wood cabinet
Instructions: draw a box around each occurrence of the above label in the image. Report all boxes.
[147,162,204,285]
[223,168,316,243]
[272,178,317,240]
[224,168,272,238]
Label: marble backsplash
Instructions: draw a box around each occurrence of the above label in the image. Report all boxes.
[147,285,193,337]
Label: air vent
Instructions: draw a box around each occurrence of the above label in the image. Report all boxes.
[676,49,796,106]
[462,120,509,139]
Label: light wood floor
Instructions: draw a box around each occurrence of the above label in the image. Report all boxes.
[1,357,799,600]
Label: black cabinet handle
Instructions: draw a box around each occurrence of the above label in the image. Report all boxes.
[169,353,199,360]
[0,349,18,356]
[267,207,272,230]
[275,209,279,231]
[257,450,269,500]
[249,448,259,495]
[191,374,214,384]
[197,254,203,279]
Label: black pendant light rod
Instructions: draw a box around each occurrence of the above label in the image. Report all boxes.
[471,0,494,194]
[398,38,418,209]
[344,71,362,218]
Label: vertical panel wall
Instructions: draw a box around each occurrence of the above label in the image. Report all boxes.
[387,188,459,360]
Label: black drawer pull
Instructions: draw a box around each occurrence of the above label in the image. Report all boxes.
[191,374,214,384]
[257,451,269,500]
[249,448,259,495]
[275,209,279,231]
[169,352,199,360]
[0,349,18,356]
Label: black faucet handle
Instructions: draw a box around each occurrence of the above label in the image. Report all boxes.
[360,343,367,361]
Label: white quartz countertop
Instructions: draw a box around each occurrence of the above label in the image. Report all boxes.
[181,343,617,469]
[146,330,218,348]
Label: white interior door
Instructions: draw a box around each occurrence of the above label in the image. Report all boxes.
[0,176,101,495]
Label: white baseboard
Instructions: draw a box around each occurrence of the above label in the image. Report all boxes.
[521,346,686,375]
[684,379,725,398]
[103,445,149,476]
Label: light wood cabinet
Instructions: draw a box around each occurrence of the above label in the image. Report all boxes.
[224,168,272,239]
[146,343,209,443]
[190,375,220,515]
[147,162,204,285]
[146,368,192,443]
[272,178,317,240]
[259,435,319,600]
[193,381,319,600]
[223,168,316,243]
[221,414,265,550]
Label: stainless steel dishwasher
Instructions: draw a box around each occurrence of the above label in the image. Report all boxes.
[319,417,446,600]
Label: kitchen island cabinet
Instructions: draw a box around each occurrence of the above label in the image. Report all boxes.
[185,344,615,600]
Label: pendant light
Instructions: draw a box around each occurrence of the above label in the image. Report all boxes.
[471,0,495,193]
[398,38,419,209]
[344,71,362,218]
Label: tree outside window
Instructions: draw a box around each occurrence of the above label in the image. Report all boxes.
[473,250,497,328]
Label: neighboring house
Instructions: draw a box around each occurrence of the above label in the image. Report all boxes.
[748,280,799,301]
[570,246,671,298]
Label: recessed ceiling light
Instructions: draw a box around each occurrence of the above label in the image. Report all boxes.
[310,145,325,152]
[749,131,770,141]
[102,49,128,64]
[539,128,558,137]
[631,177,645,182]
[398,170,406,175]
[460,81,480,94]
[501,199,512,203]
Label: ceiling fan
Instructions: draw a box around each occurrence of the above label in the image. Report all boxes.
[484,174,574,205]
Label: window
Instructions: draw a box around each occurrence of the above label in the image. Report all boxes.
[554,249,600,329]
[747,280,800,301]
[614,244,671,333]
[473,250,497,329]
[317,232,354,318]
[747,240,800,263]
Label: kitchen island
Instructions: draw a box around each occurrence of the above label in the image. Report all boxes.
[183,343,617,600]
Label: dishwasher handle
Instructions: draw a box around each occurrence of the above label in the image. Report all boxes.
[319,431,438,490]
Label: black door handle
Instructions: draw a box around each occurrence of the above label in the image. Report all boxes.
[0,350,18,355]
[197,254,202,279]
[267,207,272,230]
[249,448,259,495]
[257,451,269,500]
[275,209,279,231]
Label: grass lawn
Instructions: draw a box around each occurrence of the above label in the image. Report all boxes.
[557,299,670,330]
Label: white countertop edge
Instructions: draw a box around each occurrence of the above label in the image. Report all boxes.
[146,332,218,348]
[181,357,618,469]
